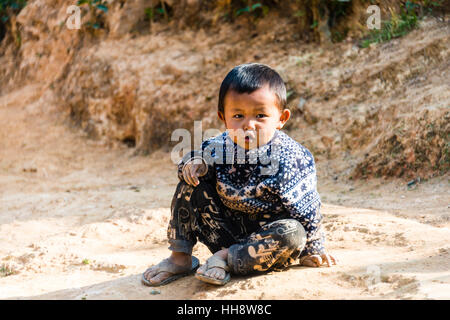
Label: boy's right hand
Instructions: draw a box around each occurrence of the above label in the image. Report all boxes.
[299,252,337,267]
[182,158,208,187]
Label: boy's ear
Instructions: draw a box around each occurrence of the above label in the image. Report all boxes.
[277,109,291,129]
[218,111,226,123]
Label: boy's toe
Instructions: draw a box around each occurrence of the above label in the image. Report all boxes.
[214,270,223,280]
[143,265,167,282]
[144,267,159,279]
[206,267,224,280]
[196,265,206,275]
[204,268,212,277]
[149,271,171,285]
[209,269,217,279]
[208,269,216,278]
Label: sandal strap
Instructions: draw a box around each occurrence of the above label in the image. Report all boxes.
[155,258,192,274]
[206,255,230,272]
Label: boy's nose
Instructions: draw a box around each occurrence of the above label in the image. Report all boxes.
[243,120,256,131]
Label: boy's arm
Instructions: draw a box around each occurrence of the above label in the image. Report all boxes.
[272,149,326,258]
[283,187,326,258]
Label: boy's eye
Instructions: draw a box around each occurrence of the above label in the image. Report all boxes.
[256,114,267,118]
[232,114,243,118]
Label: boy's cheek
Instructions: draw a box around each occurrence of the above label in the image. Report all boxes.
[227,129,244,140]
[257,129,275,143]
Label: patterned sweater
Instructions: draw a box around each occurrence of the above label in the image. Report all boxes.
[177,129,325,257]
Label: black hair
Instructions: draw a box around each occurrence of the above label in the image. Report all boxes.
[217,63,287,114]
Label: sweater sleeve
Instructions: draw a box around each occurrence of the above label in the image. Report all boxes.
[271,148,325,257]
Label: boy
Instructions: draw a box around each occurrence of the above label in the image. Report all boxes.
[142,63,336,286]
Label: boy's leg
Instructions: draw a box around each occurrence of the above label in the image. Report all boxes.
[227,219,307,276]
[144,180,240,285]
[144,181,238,284]
[167,180,243,254]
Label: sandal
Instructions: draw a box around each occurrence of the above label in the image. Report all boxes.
[195,255,231,285]
[141,256,200,287]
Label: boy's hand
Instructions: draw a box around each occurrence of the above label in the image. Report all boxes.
[182,158,208,187]
[299,252,337,267]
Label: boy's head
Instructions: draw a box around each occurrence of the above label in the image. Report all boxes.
[217,63,290,149]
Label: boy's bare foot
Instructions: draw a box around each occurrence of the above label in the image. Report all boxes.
[196,248,229,281]
[143,252,193,285]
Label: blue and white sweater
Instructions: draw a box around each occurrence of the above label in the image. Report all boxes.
[177,129,325,257]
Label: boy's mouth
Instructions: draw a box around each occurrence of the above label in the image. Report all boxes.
[244,135,255,144]
[244,131,256,141]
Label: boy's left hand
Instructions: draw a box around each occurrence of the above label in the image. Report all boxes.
[300,253,337,267]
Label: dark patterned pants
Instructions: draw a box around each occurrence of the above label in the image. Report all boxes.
[167,180,306,275]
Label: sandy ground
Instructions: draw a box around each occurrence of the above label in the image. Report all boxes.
[0,85,449,300]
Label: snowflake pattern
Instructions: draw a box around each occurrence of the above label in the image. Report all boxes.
[178,129,325,256]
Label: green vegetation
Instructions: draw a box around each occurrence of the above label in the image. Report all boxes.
[360,3,418,48]
[0,0,26,23]
[0,0,26,44]
[77,0,108,13]
[360,0,445,48]
[77,0,108,30]
[235,2,268,18]
[145,2,171,24]
[0,263,16,277]
[214,0,272,22]
[1,0,447,45]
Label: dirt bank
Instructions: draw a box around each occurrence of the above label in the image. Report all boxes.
[1,1,448,179]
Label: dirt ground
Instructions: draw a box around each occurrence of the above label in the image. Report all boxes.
[0,84,448,300]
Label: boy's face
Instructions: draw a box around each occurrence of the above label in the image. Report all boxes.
[218,84,290,150]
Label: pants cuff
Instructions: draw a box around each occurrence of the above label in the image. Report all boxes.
[227,243,241,275]
[168,239,194,255]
